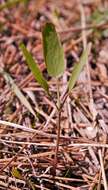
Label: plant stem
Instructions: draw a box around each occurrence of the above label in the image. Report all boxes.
[53,78,61,174]
[53,81,69,174]
[54,109,61,172]
[57,78,60,109]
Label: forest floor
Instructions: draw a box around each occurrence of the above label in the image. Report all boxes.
[0,0,108,189]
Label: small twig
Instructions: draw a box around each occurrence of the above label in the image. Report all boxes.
[59,22,108,34]
[97,169,102,190]
[0,131,39,173]
[0,119,69,139]
[89,173,99,190]
[68,143,108,148]
[80,3,97,121]
[0,150,54,172]
[98,149,108,190]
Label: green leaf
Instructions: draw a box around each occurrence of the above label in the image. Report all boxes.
[68,47,88,92]
[20,43,49,94]
[42,22,65,77]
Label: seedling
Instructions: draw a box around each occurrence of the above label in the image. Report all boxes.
[20,22,88,175]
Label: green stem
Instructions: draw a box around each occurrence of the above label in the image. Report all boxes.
[56,78,60,109]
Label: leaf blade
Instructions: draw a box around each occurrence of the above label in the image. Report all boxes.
[0,68,36,117]
[68,47,88,92]
[20,43,49,94]
[42,22,65,77]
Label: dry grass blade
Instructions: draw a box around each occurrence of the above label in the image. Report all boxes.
[80,3,97,121]
[0,0,28,11]
[0,68,36,117]
[0,120,69,139]
[98,149,108,190]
